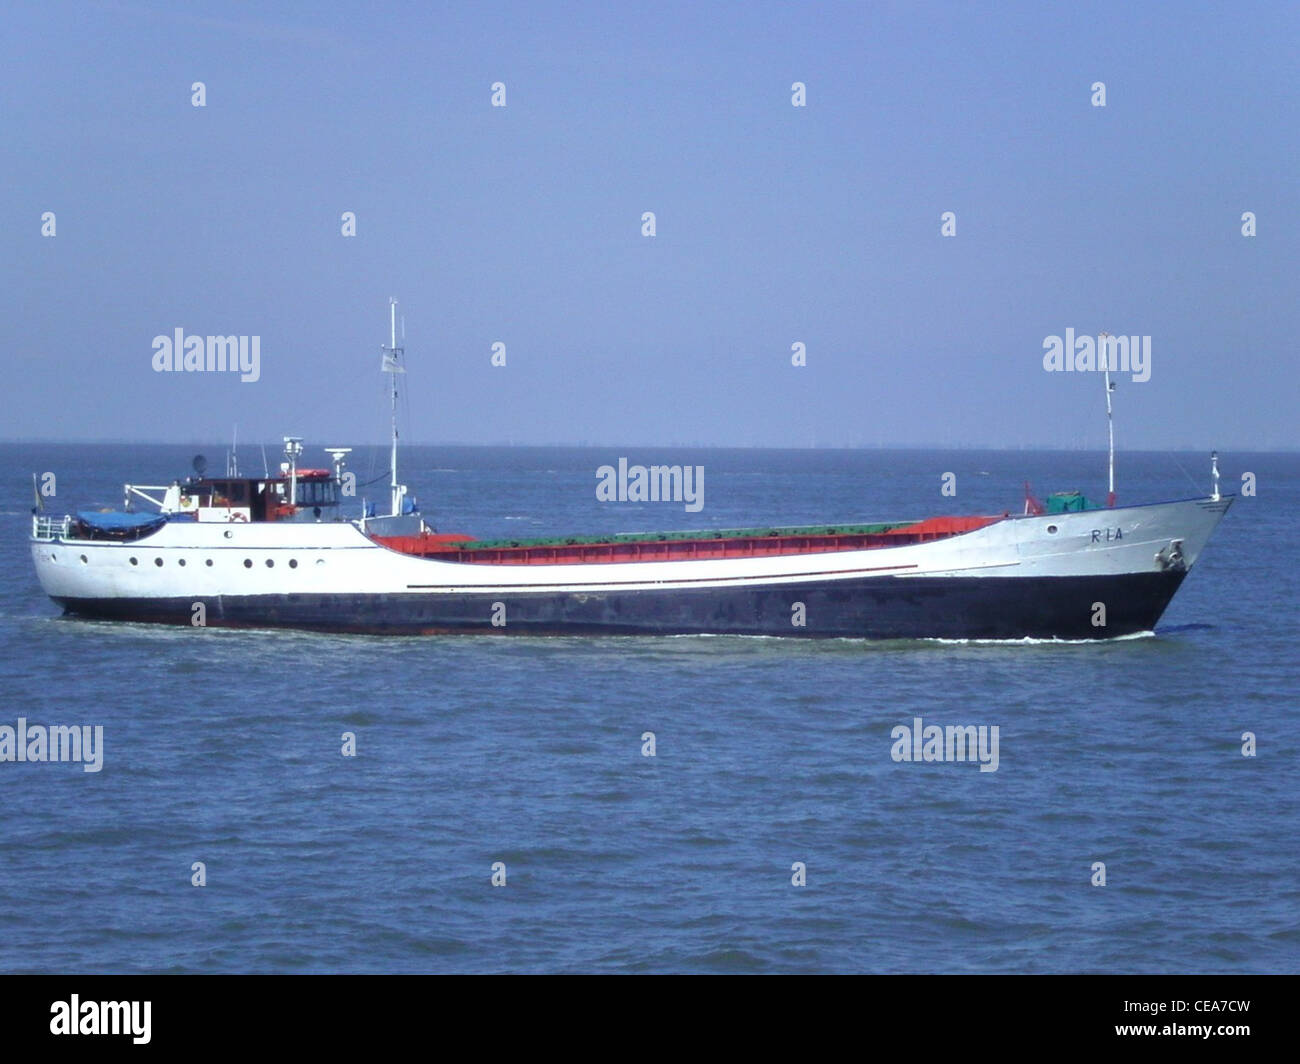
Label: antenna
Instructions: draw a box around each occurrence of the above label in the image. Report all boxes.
[325,447,352,485]
[1100,332,1116,507]
[1211,450,1220,500]
[283,437,304,505]
[381,298,406,517]
[227,424,239,477]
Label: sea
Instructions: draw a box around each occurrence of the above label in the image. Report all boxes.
[0,444,1295,973]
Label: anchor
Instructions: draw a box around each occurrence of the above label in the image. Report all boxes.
[1155,539,1186,572]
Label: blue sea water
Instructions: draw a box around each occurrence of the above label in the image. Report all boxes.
[0,444,1295,973]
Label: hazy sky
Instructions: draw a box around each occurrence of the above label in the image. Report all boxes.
[3,1,1297,450]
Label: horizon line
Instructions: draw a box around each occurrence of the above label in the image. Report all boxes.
[1,438,1293,454]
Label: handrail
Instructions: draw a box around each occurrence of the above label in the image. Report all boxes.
[31,514,71,541]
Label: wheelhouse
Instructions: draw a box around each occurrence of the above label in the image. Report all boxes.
[170,470,342,523]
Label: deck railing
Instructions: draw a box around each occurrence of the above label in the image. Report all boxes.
[31,514,71,541]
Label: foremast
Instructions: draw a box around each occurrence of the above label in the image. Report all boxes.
[381,297,406,518]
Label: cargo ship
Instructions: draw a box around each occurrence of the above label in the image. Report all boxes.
[29,305,1232,639]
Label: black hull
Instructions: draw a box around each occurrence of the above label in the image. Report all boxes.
[53,570,1189,640]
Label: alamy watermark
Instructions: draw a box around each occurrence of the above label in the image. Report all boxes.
[1042,329,1150,382]
[0,717,103,772]
[151,328,261,382]
[890,716,999,772]
[596,458,704,512]
[50,995,150,1044]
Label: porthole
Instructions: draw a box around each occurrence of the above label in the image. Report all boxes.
[223,530,233,539]
[1047,525,1058,534]
[205,559,213,567]
[80,555,88,564]
[155,558,164,567]
[289,559,298,569]
[129,557,138,566]
[315,558,324,566]
[178,558,186,567]
[244,559,253,568]
[265,559,274,568]
[50,553,56,561]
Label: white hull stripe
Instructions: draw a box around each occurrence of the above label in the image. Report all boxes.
[404,560,924,593]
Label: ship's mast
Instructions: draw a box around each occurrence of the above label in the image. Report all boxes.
[382,297,405,517]
[1100,331,1116,507]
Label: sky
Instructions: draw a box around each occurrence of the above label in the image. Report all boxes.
[2,0,1297,450]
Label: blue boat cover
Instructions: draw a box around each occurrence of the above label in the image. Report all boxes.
[76,510,169,532]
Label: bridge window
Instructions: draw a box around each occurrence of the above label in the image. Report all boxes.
[293,480,337,506]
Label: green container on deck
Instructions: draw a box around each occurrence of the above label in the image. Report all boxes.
[1045,491,1096,513]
